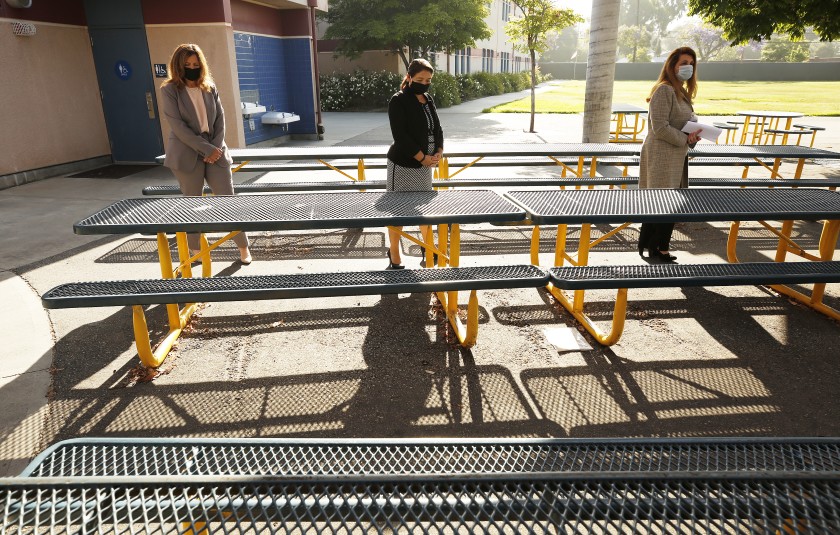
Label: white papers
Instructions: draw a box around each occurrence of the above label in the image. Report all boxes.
[544,327,593,352]
[681,121,721,142]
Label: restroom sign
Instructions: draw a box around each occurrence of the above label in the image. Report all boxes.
[114,60,132,80]
[154,64,168,78]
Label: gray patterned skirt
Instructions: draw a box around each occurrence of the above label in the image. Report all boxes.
[387,135,435,191]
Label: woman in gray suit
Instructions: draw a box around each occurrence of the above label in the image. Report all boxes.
[160,43,251,264]
[637,46,702,263]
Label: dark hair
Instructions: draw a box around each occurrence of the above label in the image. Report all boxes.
[400,58,434,90]
[648,46,697,104]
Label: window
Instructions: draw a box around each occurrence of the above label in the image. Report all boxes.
[501,1,512,22]
[501,52,510,73]
[482,49,495,73]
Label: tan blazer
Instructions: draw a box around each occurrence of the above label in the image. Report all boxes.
[160,83,233,172]
[639,84,695,189]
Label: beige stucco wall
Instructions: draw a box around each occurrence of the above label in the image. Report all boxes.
[318,50,404,75]
[145,23,246,149]
[0,21,110,177]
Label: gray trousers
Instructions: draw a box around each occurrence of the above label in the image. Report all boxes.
[171,161,249,251]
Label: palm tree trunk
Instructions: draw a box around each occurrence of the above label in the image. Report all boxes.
[582,0,620,142]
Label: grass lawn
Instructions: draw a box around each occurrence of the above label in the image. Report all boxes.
[486,80,840,116]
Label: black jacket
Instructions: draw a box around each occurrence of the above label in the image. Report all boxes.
[386,90,444,168]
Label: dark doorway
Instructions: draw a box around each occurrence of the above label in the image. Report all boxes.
[85,0,163,163]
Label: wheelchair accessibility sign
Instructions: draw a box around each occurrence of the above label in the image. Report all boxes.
[115,60,132,80]
[154,64,168,78]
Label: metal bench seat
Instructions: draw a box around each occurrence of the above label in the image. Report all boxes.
[550,261,840,290]
[764,128,810,135]
[42,265,549,309]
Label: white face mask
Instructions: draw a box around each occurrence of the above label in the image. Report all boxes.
[677,64,693,81]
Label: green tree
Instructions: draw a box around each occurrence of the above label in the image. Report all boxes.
[761,36,810,62]
[688,0,840,43]
[617,25,652,62]
[322,0,491,70]
[619,0,686,56]
[507,0,583,132]
[672,20,730,60]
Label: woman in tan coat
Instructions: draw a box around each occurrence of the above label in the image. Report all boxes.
[638,46,701,263]
[160,43,251,264]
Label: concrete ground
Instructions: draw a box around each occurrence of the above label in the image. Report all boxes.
[2,87,840,476]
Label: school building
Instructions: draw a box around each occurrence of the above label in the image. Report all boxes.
[317,0,531,76]
[0,0,326,190]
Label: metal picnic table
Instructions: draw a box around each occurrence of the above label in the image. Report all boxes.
[72,189,528,363]
[222,142,641,180]
[737,110,804,144]
[688,143,838,179]
[504,188,840,340]
[610,103,647,143]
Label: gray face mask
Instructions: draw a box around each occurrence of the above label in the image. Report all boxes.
[677,64,693,81]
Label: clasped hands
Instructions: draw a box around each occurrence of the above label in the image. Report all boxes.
[204,147,223,164]
[420,151,443,167]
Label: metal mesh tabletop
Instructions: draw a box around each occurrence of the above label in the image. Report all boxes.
[689,144,840,160]
[21,437,840,478]
[74,190,526,235]
[505,188,840,224]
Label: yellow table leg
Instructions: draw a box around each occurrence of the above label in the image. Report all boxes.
[572,223,592,313]
[740,116,751,145]
[554,224,568,267]
[770,220,840,321]
[530,226,541,266]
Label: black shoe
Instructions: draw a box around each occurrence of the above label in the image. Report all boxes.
[386,249,404,270]
[649,251,677,264]
[420,253,439,268]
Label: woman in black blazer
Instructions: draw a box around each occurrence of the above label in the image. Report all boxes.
[385,58,444,269]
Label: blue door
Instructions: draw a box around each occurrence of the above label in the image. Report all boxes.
[89,28,163,163]
[86,0,162,163]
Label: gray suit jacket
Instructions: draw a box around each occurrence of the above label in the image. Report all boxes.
[160,83,233,172]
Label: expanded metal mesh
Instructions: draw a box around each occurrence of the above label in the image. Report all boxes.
[506,188,840,224]
[41,265,548,307]
[140,178,840,198]
[228,143,641,161]
[25,439,840,478]
[3,475,838,533]
[74,191,525,234]
[550,261,840,290]
[690,144,839,159]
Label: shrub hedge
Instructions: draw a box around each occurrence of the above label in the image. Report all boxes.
[320,70,538,111]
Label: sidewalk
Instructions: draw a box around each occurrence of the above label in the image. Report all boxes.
[2,90,839,476]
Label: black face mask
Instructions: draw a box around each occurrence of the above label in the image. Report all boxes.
[184,67,201,81]
[407,81,430,94]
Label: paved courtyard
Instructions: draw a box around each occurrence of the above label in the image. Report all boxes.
[2,91,839,476]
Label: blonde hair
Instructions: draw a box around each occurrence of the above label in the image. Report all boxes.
[647,46,697,104]
[162,43,215,91]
